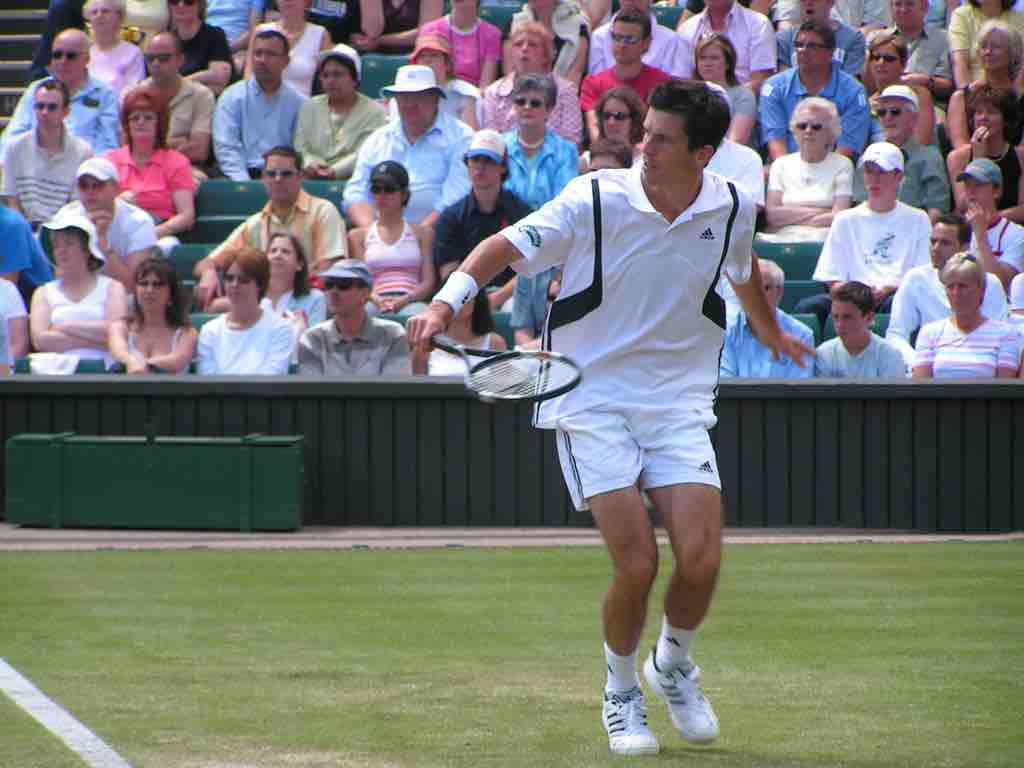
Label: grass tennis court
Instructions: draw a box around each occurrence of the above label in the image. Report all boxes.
[1,541,1021,767]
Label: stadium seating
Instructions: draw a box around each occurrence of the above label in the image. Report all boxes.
[194,180,347,219]
[779,280,826,313]
[652,4,685,29]
[185,215,246,243]
[479,5,518,32]
[792,313,821,346]
[752,236,823,280]
[190,313,219,332]
[14,357,112,374]
[359,54,409,100]
[170,243,212,283]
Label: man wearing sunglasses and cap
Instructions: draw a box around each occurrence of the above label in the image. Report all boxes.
[343,65,474,230]
[297,259,412,375]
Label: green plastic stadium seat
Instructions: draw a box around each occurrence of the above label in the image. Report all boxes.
[170,243,213,282]
[196,179,268,217]
[302,179,347,217]
[779,279,826,313]
[186,215,247,243]
[752,236,823,281]
[479,5,519,32]
[14,357,115,374]
[792,313,822,346]
[360,54,409,100]
[653,4,684,29]
[190,312,219,332]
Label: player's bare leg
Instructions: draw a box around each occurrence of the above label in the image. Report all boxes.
[590,486,660,755]
[642,483,722,744]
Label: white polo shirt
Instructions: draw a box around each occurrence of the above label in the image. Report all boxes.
[707,139,765,208]
[970,217,1024,275]
[502,165,756,429]
[56,198,158,264]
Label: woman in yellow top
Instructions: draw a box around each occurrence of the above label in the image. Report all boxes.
[293,44,389,180]
[948,0,1024,89]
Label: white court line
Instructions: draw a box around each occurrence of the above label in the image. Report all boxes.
[0,658,133,768]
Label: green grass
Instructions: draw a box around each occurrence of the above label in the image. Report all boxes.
[0,542,1022,767]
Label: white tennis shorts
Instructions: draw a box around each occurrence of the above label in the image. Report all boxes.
[555,408,721,512]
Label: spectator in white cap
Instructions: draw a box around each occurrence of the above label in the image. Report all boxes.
[297,259,413,375]
[956,158,1024,292]
[30,208,128,369]
[389,34,481,129]
[294,44,388,180]
[798,141,932,325]
[853,83,950,221]
[343,64,474,230]
[763,96,852,243]
[53,157,159,293]
[435,127,531,313]
[702,82,765,212]
[865,33,934,146]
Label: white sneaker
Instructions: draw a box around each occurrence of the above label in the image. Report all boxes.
[643,650,720,744]
[602,686,660,756]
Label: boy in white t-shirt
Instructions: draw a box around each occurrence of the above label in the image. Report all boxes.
[957,158,1024,294]
[800,141,931,326]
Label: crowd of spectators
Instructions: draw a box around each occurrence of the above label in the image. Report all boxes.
[1,0,1023,379]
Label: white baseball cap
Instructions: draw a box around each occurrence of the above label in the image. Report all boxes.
[1010,273,1024,311]
[75,157,119,184]
[465,129,506,163]
[382,65,446,98]
[878,84,919,112]
[317,43,361,79]
[42,207,106,263]
[858,141,904,172]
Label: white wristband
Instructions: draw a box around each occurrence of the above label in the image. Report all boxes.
[434,270,479,315]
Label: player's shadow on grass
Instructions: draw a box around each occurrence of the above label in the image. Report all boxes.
[655,746,911,768]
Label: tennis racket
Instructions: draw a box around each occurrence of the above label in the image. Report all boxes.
[431,335,582,403]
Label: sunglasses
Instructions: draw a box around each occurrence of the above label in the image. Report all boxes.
[324,278,362,291]
[795,122,824,132]
[168,0,198,5]
[610,32,643,45]
[223,273,254,285]
[876,108,904,118]
[794,41,829,51]
[136,280,167,289]
[370,183,400,195]
[50,50,81,61]
[263,169,297,179]
[145,52,173,64]
[513,96,545,109]
[870,53,900,63]
[602,110,630,122]
[77,179,107,191]
[33,102,61,112]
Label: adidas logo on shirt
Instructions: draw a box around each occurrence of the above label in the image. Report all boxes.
[699,461,714,473]
[699,228,715,241]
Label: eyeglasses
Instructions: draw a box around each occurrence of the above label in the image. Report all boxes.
[513,96,545,109]
[263,169,297,179]
[324,278,361,291]
[50,50,81,61]
[168,0,198,5]
[77,179,106,191]
[870,53,900,63]
[370,183,400,194]
[33,102,61,113]
[223,273,254,285]
[129,112,157,123]
[602,110,630,122]
[979,42,1007,52]
[145,52,173,64]
[876,108,904,118]
[136,280,167,289]
[794,122,824,132]
[610,32,643,45]
[794,41,829,51]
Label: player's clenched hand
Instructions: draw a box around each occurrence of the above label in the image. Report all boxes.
[406,302,454,352]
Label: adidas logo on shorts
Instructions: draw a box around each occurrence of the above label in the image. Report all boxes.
[699,228,715,241]
[699,461,714,473]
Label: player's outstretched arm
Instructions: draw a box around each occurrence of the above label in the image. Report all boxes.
[730,253,816,368]
[406,234,524,350]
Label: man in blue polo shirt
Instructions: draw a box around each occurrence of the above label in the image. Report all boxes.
[759,20,869,162]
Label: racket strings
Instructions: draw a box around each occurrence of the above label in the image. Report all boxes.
[468,357,576,399]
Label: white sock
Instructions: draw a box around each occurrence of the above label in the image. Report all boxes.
[604,643,640,693]
[654,617,695,673]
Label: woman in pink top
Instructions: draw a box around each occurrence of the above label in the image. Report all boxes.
[105,87,196,256]
[346,160,436,316]
[913,253,1020,378]
[419,0,502,88]
[85,0,146,96]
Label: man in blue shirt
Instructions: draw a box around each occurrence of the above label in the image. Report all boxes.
[213,29,307,181]
[344,65,473,230]
[2,29,119,160]
[720,258,815,378]
[759,20,869,162]
[0,206,55,306]
[776,0,866,77]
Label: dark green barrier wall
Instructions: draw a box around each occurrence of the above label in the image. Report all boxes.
[1,378,1021,531]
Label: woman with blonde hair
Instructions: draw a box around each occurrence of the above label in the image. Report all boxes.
[912,253,1020,378]
[947,21,1023,148]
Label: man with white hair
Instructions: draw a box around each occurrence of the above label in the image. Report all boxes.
[852,84,950,220]
[798,141,932,324]
[1,28,119,158]
[344,65,473,229]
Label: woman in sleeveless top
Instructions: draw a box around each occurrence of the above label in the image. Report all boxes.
[30,211,128,368]
[109,256,197,374]
[347,160,436,316]
[246,0,332,96]
[948,83,1024,222]
[260,232,326,358]
[413,290,507,375]
[947,21,1023,148]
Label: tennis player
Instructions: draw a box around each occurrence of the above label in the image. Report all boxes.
[408,80,813,756]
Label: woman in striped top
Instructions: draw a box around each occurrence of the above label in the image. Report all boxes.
[913,253,1021,378]
[346,161,436,317]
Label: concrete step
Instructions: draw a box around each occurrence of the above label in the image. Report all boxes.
[0,34,42,61]
[1,87,22,119]
[4,0,49,11]
[0,10,48,35]
[0,61,31,89]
